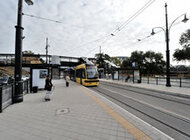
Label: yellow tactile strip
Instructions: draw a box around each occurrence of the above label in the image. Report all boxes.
[80,87,152,140]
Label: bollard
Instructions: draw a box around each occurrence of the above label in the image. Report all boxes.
[156,77,158,85]
[26,80,29,93]
[180,78,182,87]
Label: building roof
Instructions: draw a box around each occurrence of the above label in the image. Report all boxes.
[104,60,120,68]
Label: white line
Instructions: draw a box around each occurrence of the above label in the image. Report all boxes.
[85,87,175,140]
[102,86,190,122]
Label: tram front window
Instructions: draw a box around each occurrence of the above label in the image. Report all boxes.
[86,66,98,79]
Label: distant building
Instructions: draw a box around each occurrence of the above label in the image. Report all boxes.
[115,56,129,63]
[104,60,120,68]
[23,56,42,64]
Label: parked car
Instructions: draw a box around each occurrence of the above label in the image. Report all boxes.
[0,74,14,85]
[22,75,30,81]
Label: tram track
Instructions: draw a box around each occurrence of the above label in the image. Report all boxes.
[101,81,190,106]
[90,81,190,139]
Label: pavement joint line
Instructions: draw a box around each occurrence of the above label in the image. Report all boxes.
[79,86,152,140]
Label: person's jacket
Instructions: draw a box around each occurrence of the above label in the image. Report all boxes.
[45,78,53,91]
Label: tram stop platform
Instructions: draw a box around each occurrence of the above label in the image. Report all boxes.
[0,79,173,140]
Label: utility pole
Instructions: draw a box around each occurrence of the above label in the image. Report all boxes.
[13,0,33,103]
[45,37,49,64]
[14,0,24,103]
[165,3,171,87]
[45,37,51,75]
[99,46,101,54]
[151,3,188,87]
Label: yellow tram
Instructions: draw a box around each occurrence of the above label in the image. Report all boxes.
[75,63,99,86]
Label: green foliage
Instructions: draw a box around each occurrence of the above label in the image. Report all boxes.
[143,51,165,74]
[110,57,122,66]
[121,58,131,69]
[95,53,121,74]
[173,29,190,61]
[95,53,121,67]
[130,51,144,67]
[121,50,165,74]
[179,29,190,48]
[95,53,104,68]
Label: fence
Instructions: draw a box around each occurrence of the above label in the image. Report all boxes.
[0,84,13,113]
[141,76,190,88]
[0,79,30,113]
[23,79,30,94]
[116,73,190,88]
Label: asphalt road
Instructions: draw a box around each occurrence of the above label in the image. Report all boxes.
[90,81,190,140]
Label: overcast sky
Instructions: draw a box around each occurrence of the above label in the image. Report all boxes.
[0,0,190,65]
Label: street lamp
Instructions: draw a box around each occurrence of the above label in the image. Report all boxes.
[151,3,188,87]
[13,0,33,103]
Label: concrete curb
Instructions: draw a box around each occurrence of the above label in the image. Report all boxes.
[100,79,190,99]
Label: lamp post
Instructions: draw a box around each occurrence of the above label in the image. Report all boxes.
[151,3,188,87]
[13,0,33,103]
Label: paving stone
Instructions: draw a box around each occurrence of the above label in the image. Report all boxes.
[0,80,174,140]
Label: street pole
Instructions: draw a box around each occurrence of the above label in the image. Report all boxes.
[13,0,24,103]
[46,37,48,64]
[165,3,171,87]
[13,0,33,103]
[151,4,188,87]
[45,37,51,75]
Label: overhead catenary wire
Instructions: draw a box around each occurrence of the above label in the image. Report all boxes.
[111,0,156,36]
[103,15,190,56]
[23,13,62,23]
[137,18,190,42]
[23,1,156,56]
[61,0,157,54]
[23,1,187,58]
[97,0,156,54]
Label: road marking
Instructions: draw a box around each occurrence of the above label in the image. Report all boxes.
[80,86,152,140]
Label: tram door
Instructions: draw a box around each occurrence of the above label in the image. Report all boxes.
[81,69,85,85]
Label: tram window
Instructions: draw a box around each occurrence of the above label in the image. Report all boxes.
[81,69,85,78]
[76,69,81,78]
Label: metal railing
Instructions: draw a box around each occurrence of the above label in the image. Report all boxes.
[115,74,190,88]
[23,79,30,94]
[0,79,30,113]
[141,76,190,88]
[0,84,13,113]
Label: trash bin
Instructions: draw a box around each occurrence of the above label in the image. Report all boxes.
[33,86,38,93]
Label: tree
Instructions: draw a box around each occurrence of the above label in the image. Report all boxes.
[95,53,120,68]
[144,51,165,74]
[95,53,121,76]
[121,50,165,74]
[173,29,190,61]
[110,57,122,66]
[121,57,131,69]
[95,53,104,68]
[130,51,144,68]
